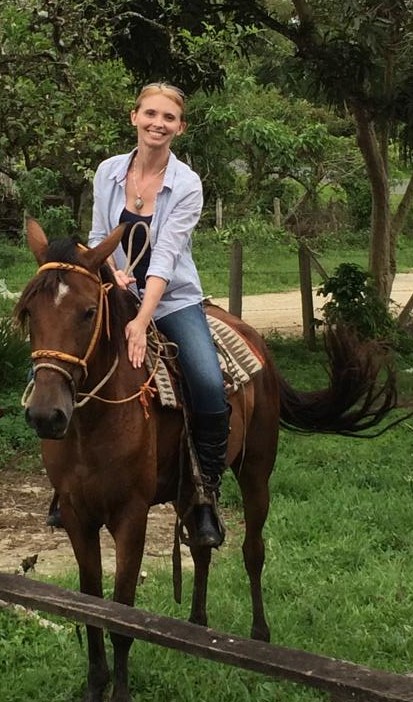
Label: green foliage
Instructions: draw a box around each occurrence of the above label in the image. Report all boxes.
[0,310,34,470]
[0,3,134,224]
[341,174,372,231]
[180,66,360,221]
[0,389,37,471]
[16,168,76,239]
[16,168,58,215]
[0,238,36,317]
[317,262,412,350]
[0,316,30,388]
[0,609,83,700]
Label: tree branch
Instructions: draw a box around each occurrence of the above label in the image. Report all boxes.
[391,172,413,239]
[291,0,314,26]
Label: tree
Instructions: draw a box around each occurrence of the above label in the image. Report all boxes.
[245,0,413,301]
[0,0,256,226]
[93,0,413,300]
[0,0,134,224]
[90,0,263,93]
[179,66,360,226]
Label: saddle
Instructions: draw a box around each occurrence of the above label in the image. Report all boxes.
[145,304,264,410]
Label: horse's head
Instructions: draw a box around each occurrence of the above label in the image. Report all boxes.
[16,219,126,439]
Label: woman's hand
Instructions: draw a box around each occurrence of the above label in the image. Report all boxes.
[124,276,167,369]
[125,316,147,368]
[113,269,135,289]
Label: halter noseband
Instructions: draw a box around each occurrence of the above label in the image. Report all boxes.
[31,261,111,384]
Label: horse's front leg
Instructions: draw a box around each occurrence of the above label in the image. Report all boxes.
[108,499,149,702]
[188,538,212,627]
[64,515,110,702]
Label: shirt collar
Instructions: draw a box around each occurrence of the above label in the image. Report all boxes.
[108,149,136,184]
[108,149,177,187]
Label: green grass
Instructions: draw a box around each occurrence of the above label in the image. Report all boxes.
[195,228,413,297]
[0,237,36,316]
[2,337,413,700]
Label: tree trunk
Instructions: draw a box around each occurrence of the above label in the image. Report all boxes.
[390,172,413,278]
[352,104,392,302]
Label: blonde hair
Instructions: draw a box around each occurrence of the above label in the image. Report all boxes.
[134,83,185,118]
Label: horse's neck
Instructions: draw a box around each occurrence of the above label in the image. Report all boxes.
[85,342,148,399]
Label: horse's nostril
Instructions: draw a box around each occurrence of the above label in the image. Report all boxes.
[52,408,69,433]
[25,406,69,439]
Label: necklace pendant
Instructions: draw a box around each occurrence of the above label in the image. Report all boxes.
[135,196,144,210]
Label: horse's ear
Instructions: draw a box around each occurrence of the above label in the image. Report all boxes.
[26,218,49,265]
[81,224,127,272]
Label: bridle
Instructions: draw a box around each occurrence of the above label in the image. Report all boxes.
[22,258,161,416]
[29,261,112,396]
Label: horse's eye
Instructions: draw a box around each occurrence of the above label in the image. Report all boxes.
[84,307,97,321]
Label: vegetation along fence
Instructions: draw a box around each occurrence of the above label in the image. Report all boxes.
[1,572,413,702]
[228,237,413,349]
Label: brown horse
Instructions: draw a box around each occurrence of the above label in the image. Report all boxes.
[16,218,397,702]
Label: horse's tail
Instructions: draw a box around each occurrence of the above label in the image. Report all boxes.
[278,326,399,437]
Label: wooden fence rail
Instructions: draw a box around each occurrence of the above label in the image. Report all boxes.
[1,573,413,702]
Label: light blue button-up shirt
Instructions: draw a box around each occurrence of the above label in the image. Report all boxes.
[88,149,204,320]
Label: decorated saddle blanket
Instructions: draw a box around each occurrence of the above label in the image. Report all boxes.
[145,308,264,410]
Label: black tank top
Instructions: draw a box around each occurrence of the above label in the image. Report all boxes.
[119,209,152,289]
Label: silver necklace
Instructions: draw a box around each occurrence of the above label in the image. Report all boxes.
[132,160,167,211]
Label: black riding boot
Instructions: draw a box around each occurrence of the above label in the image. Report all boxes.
[191,409,230,548]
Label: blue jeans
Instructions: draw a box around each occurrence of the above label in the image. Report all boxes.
[156,303,226,414]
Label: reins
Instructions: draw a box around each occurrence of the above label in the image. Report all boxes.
[123,221,151,277]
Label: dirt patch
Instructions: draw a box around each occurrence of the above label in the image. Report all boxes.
[0,467,195,578]
[213,271,413,335]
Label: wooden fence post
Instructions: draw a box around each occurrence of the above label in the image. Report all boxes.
[273,197,281,228]
[229,239,243,318]
[298,242,316,349]
[216,197,223,229]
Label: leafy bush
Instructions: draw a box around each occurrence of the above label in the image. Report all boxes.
[341,173,372,231]
[0,391,38,470]
[0,318,36,468]
[317,262,413,350]
[16,167,76,239]
[0,315,30,388]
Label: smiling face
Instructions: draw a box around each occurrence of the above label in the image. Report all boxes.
[131,93,185,151]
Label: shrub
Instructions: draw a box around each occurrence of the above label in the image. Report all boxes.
[341,175,372,231]
[317,262,413,351]
[0,315,30,388]
[16,167,76,239]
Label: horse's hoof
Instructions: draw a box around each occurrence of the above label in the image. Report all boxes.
[193,505,224,549]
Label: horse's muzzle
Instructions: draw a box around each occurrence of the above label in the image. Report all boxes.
[25,405,71,439]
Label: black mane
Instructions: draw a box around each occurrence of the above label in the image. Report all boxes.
[45,236,84,264]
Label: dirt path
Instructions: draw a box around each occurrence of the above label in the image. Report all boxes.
[1,273,412,578]
[0,468,191,578]
[213,271,413,335]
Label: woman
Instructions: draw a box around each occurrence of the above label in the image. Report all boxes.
[88,83,229,548]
